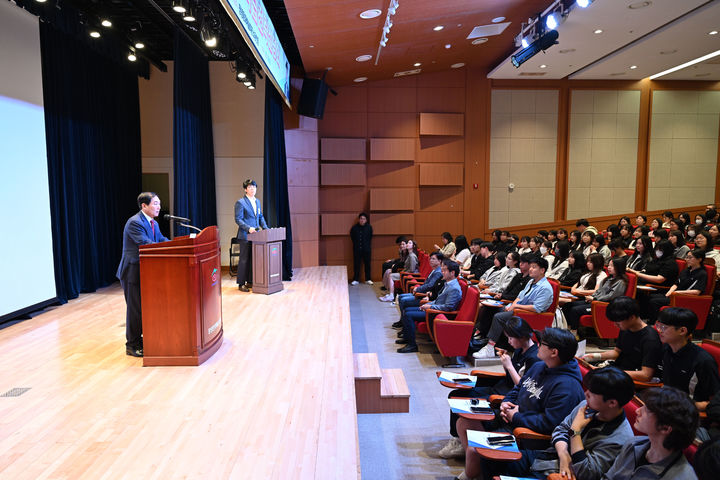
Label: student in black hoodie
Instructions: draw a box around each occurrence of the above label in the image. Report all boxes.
[455,328,585,480]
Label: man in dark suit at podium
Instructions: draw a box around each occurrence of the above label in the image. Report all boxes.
[235,179,269,292]
[117,192,169,357]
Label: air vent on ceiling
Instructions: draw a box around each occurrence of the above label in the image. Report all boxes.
[394,68,422,77]
[467,22,511,39]
[519,72,547,76]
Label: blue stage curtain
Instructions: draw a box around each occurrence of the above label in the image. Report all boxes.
[40,21,142,303]
[173,29,217,235]
[263,79,293,280]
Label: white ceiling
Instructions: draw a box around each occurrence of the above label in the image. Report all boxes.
[488,0,720,81]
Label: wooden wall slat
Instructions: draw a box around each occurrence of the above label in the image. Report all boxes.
[320,138,367,161]
[319,187,368,212]
[419,113,464,136]
[369,138,416,161]
[321,213,359,235]
[372,213,415,235]
[321,164,367,186]
[417,186,464,212]
[370,188,415,211]
[418,137,464,163]
[367,163,417,187]
[419,164,464,185]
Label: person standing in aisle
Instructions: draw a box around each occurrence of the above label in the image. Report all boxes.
[350,212,373,285]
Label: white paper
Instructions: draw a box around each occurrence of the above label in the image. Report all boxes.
[447,398,490,412]
[467,430,516,450]
[559,291,576,298]
[439,371,478,383]
[576,339,586,358]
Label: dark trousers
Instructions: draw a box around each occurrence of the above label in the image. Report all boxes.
[401,307,427,346]
[236,239,253,285]
[564,300,591,329]
[487,311,515,343]
[475,305,502,337]
[120,263,142,349]
[353,249,371,281]
[646,293,671,323]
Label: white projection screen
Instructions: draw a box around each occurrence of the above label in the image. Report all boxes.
[0,2,57,321]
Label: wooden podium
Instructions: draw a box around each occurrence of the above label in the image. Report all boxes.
[248,227,286,295]
[139,226,223,366]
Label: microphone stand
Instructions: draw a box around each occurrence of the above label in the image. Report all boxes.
[179,223,203,233]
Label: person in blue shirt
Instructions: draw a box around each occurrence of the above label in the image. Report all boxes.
[395,251,445,313]
[474,257,554,359]
[397,259,462,353]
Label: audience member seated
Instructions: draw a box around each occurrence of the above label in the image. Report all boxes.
[694,436,720,480]
[557,251,587,288]
[476,251,506,290]
[529,367,636,480]
[708,224,720,247]
[649,217,663,235]
[670,230,691,259]
[559,253,607,312]
[547,241,571,280]
[517,236,532,255]
[619,225,634,248]
[540,240,556,268]
[643,249,707,324]
[438,317,540,459]
[592,234,612,265]
[661,211,674,229]
[394,251,444,316]
[669,218,685,234]
[580,231,595,258]
[619,216,632,229]
[694,231,720,264]
[490,230,507,254]
[396,260,462,353]
[380,236,408,286]
[626,235,653,271]
[455,328,584,480]
[528,236,543,261]
[556,228,568,243]
[629,226,649,249]
[482,251,520,295]
[609,239,628,264]
[687,223,700,242]
[472,254,532,341]
[473,257,554,360]
[635,214,647,228]
[581,297,662,383]
[379,239,418,302]
[653,228,669,243]
[655,308,720,412]
[576,218,599,236]
[630,240,680,321]
[565,257,628,330]
[435,231,457,259]
[601,386,698,480]
[463,240,495,281]
[569,230,582,252]
[454,235,471,265]
[548,229,558,248]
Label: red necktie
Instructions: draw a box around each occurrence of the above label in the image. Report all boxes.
[150,219,155,238]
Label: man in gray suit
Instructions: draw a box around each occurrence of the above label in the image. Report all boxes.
[235,179,269,291]
[117,192,169,357]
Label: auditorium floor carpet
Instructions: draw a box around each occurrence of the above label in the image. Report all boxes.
[350,283,465,480]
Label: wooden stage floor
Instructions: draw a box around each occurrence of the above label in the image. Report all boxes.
[0,266,359,479]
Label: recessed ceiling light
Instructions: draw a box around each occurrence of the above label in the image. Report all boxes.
[128,53,137,62]
[594,29,603,34]
[134,42,145,49]
[628,1,652,9]
[558,48,576,54]
[492,17,506,23]
[354,77,368,82]
[540,64,547,68]
[660,49,678,55]
[101,19,112,27]
[355,54,373,62]
[630,65,638,69]
[309,45,315,48]
[433,25,444,31]
[451,62,465,68]
[445,44,451,49]
[472,38,488,45]
[413,62,422,67]
[89,30,100,38]
[710,31,719,35]
[359,9,382,19]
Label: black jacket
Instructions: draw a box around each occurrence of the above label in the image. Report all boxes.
[350,223,373,252]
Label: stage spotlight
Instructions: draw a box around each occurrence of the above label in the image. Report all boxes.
[135,42,145,49]
[242,71,256,88]
[201,20,218,48]
[101,19,112,28]
[172,1,187,13]
[128,53,137,62]
[511,29,559,68]
[576,0,592,7]
[546,12,558,30]
[183,8,196,22]
[89,30,101,38]
[521,37,529,48]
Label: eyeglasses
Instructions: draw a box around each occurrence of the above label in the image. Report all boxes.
[540,342,554,349]
[655,323,673,332]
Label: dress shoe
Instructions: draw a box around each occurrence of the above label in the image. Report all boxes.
[391,321,403,329]
[397,331,404,338]
[126,346,143,357]
[238,284,250,292]
[397,344,418,353]
[395,338,408,345]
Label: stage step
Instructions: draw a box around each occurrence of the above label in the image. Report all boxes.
[354,353,410,414]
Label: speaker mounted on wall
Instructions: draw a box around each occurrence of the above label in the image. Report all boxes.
[297,70,336,119]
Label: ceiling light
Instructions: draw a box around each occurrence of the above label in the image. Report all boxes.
[134,42,145,49]
[521,38,529,48]
[205,36,217,48]
[183,9,196,22]
[243,80,252,86]
[172,1,187,13]
[101,19,112,28]
[128,52,137,62]
[472,38,488,45]
[413,62,421,67]
[710,31,719,35]
[546,13,559,30]
[492,17,506,23]
[200,21,218,48]
[628,1,652,9]
[248,85,255,90]
[511,30,559,68]
[354,77,368,82]
[451,63,465,69]
[445,44,451,49]
[433,25,444,31]
[35,0,47,3]
[356,54,372,62]
[540,64,547,68]
[650,49,720,80]
[594,29,603,34]
[359,9,382,19]
[237,72,246,79]
[576,0,592,7]
[89,30,101,38]
[630,65,637,69]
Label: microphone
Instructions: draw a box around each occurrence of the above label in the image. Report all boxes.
[164,214,191,223]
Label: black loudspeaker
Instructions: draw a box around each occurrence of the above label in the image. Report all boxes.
[298,78,328,119]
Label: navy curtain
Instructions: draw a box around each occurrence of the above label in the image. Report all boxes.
[40,21,142,303]
[173,29,217,235]
[263,79,293,280]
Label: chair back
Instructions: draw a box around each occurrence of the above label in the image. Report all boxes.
[455,286,480,323]
[458,278,468,299]
[591,301,620,339]
[675,258,687,273]
[703,263,717,294]
[686,242,695,249]
[624,249,634,256]
[418,252,431,278]
[546,279,560,314]
[700,340,720,374]
[625,272,638,298]
[623,396,644,436]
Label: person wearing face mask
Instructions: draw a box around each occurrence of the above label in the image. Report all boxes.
[540,240,555,268]
[686,224,699,242]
